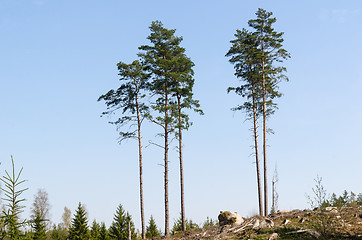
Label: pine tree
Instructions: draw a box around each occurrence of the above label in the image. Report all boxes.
[68,203,89,240]
[226,28,264,216]
[109,204,135,240]
[248,8,290,215]
[145,216,161,238]
[138,20,182,236]
[169,39,203,232]
[227,9,289,216]
[98,60,149,239]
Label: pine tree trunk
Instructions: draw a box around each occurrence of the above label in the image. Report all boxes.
[164,85,170,236]
[177,95,186,231]
[136,100,146,239]
[272,181,275,213]
[262,53,268,217]
[252,87,263,216]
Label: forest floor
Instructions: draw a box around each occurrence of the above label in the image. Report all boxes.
[153,206,362,239]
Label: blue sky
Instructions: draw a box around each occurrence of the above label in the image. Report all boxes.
[0,0,361,231]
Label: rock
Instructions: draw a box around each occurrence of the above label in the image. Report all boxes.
[305,229,321,239]
[277,210,291,214]
[268,233,279,240]
[299,217,308,223]
[282,219,290,225]
[325,207,337,211]
[218,211,244,226]
[252,218,274,229]
[260,219,274,228]
[286,229,320,239]
[330,209,338,214]
[252,219,260,229]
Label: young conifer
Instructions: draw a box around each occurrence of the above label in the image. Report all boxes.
[109,204,136,239]
[0,155,28,239]
[90,220,100,240]
[30,210,47,240]
[99,222,109,240]
[68,203,89,240]
[145,216,161,238]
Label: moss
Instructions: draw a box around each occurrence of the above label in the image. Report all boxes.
[220,211,237,224]
[221,211,232,219]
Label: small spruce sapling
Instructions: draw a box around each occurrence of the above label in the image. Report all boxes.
[145,216,161,238]
[0,155,28,239]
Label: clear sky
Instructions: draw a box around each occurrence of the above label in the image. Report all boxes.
[1,0,361,232]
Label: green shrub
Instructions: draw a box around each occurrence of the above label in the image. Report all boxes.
[202,217,217,228]
[171,215,198,235]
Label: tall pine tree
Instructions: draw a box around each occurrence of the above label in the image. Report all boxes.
[139,20,181,236]
[248,8,290,215]
[226,28,264,216]
[139,20,201,234]
[169,42,203,231]
[227,8,289,216]
[98,60,149,239]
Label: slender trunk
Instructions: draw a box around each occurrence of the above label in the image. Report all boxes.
[252,86,263,216]
[272,181,275,213]
[262,78,268,216]
[135,98,146,239]
[177,95,186,231]
[261,38,268,216]
[164,83,170,236]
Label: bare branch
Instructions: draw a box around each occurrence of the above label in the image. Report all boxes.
[148,140,165,149]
